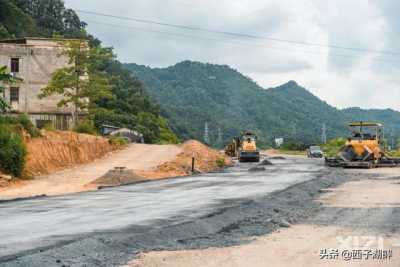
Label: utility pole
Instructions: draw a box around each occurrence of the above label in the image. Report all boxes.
[322,123,327,144]
[204,122,210,145]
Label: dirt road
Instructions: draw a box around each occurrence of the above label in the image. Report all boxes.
[0,144,181,200]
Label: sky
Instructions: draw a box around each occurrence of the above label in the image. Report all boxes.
[64,0,400,110]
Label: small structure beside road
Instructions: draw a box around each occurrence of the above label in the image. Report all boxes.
[101,124,144,143]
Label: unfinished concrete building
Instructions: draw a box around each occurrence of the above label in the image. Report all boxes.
[0,38,77,130]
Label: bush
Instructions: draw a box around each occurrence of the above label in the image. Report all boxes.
[109,136,129,146]
[42,122,56,131]
[0,125,26,177]
[216,157,225,168]
[386,150,400,157]
[0,114,40,137]
[15,114,40,137]
[281,141,307,151]
[321,138,346,157]
[73,120,98,135]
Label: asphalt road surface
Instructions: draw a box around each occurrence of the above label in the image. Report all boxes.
[0,156,328,266]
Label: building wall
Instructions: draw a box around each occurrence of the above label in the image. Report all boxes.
[0,40,74,114]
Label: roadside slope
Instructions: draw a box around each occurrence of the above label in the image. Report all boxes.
[25,131,118,176]
[0,143,182,200]
[0,139,230,201]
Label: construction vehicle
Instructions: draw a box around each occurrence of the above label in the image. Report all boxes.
[225,131,260,162]
[224,137,240,157]
[325,122,400,168]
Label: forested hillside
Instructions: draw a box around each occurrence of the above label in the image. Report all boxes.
[125,61,400,147]
[0,0,177,143]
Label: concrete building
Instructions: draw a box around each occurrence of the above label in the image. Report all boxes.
[0,37,78,130]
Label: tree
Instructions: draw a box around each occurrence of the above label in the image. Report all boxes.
[40,39,113,126]
[0,65,22,113]
[0,0,37,38]
[10,0,86,38]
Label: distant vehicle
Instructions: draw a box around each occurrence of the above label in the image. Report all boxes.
[307,146,323,158]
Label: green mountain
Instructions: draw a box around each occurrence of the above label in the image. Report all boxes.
[124,61,400,147]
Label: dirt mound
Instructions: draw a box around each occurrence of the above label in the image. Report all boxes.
[92,167,146,188]
[269,156,286,160]
[259,159,273,165]
[141,140,233,179]
[25,131,118,176]
[0,173,12,188]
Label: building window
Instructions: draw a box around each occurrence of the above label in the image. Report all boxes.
[11,58,19,73]
[10,87,19,103]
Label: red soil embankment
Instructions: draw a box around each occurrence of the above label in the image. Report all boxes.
[0,136,231,200]
[25,130,118,176]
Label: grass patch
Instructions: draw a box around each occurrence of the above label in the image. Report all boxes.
[216,157,225,168]
[109,136,129,146]
[321,138,346,157]
[73,119,98,135]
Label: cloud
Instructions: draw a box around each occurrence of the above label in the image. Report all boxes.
[64,0,400,110]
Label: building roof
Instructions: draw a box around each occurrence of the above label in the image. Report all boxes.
[0,37,84,43]
[0,37,87,47]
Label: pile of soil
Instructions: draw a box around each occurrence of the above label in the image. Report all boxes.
[92,167,146,188]
[0,172,11,188]
[0,172,25,190]
[141,140,232,179]
[25,131,119,176]
[259,159,273,165]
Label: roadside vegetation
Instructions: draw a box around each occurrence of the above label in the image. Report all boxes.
[0,65,30,177]
[215,157,225,168]
[277,141,307,155]
[321,138,346,157]
[0,114,37,177]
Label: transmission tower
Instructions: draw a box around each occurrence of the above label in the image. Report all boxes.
[204,122,210,144]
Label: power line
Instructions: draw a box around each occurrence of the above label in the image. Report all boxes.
[76,9,400,56]
[85,19,400,65]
